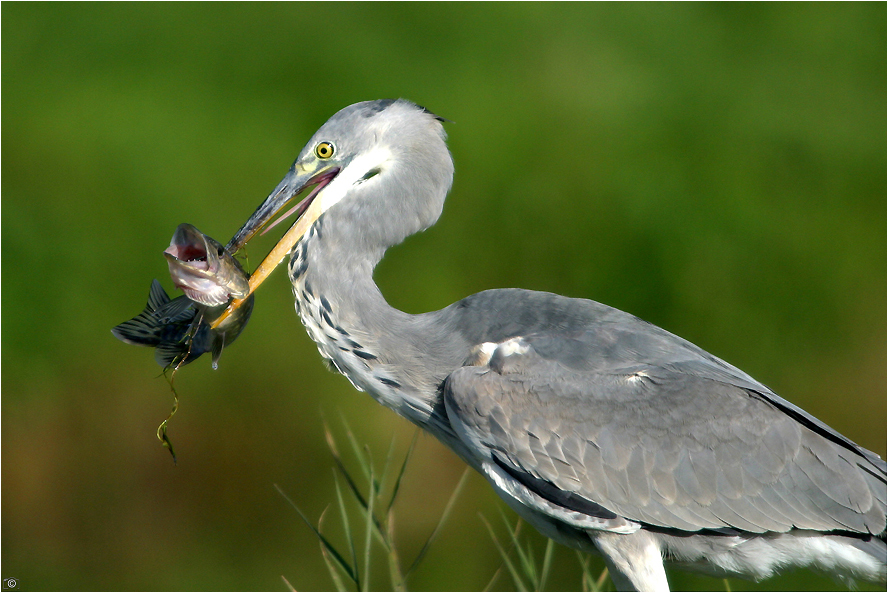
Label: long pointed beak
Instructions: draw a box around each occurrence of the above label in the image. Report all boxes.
[212,164,339,329]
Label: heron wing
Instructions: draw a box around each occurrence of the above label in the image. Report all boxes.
[442,324,886,537]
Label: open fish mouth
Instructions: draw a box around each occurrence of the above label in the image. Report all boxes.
[166,235,214,270]
[165,239,212,271]
[164,224,220,276]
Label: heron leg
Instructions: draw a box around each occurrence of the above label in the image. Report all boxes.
[591,530,670,592]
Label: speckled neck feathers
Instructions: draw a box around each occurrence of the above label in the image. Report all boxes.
[283,102,459,426]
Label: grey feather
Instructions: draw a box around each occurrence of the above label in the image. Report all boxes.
[441,319,886,539]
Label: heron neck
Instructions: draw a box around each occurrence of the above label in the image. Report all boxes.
[292,214,467,431]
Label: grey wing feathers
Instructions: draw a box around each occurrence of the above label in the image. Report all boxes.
[443,328,887,538]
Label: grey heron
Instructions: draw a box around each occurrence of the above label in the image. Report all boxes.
[219,99,886,591]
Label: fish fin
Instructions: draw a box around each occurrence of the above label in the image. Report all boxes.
[112,282,166,346]
[112,317,160,346]
[155,342,187,368]
[155,296,196,324]
[147,279,171,312]
[112,280,190,347]
[210,332,225,370]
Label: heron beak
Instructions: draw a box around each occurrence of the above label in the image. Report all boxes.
[212,163,340,329]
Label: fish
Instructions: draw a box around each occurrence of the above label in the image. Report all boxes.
[112,225,254,369]
[111,280,254,369]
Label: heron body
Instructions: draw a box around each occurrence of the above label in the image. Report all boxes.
[231,99,886,591]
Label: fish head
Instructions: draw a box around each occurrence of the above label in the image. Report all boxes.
[164,223,250,306]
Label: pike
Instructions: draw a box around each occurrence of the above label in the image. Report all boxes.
[112,224,254,369]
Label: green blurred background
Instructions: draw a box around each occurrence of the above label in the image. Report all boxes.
[3,3,885,591]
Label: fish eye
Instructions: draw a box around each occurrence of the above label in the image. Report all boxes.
[315,142,335,159]
[217,247,224,256]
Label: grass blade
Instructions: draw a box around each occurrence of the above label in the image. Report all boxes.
[324,421,371,512]
[341,414,372,484]
[333,472,359,586]
[281,574,297,592]
[594,566,610,591]
[386,508,405,592]
[405,467,471,578]
[275,484,358,586]
[538,537,555,591]
[318,506,351,592]
[325,421,389,552]
[380,433,397,496]
[576,551,611,592]
[482,559,505,592]
[326,425,390,553]
[498,513,537,588]
[577,551,592,592]
[479,512,528,592]
[362,453,375,592]
[319,544,349,592]
[387,429,419,513]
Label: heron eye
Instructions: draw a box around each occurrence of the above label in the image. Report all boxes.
[315,142,335,159]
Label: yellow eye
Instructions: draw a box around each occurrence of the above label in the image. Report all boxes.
[315,142,335,159]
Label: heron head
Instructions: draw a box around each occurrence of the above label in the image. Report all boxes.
[213,99,453,328]
[228,99,452,252]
